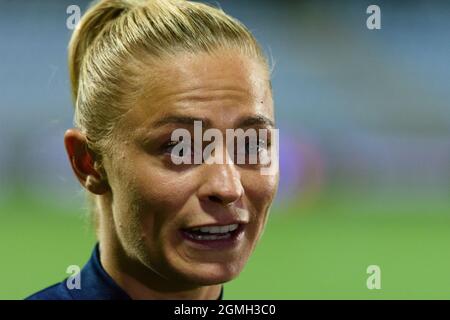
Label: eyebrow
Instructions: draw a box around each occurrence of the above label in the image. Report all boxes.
[238,114,275,128]
[151,114,275,129]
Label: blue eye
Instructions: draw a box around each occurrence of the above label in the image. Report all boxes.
[164,140,188,157]
[163,140,180,154]
[243,138,268,154]
[163,140,198,160]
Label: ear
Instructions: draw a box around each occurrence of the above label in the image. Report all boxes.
[64,128,110,195]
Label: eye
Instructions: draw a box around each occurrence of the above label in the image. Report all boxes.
[232,137,270,165]
[162,139,201,163]
[244,138,269,155]
[163,140,180,155]
[163,140,190,157]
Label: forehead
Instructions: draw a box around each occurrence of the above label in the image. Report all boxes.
[120,49,273,135]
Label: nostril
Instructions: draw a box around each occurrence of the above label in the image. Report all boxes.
[208,195,222,204]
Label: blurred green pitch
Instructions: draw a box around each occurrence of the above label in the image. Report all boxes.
[1,192,450,300]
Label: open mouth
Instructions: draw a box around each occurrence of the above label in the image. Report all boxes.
[181,223,244,242]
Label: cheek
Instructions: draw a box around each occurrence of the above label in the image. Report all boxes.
[133,168,193,214]
[241,172,278,240]
[115,157,199,238]
[244,172,279,212]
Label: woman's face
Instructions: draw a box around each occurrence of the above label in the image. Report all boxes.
[101,49,279,286]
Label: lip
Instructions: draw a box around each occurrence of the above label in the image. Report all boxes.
[179,223,246,250]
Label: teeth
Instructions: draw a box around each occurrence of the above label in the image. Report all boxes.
[186,232,232,241]
[192,224,239,234]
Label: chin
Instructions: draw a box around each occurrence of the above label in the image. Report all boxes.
[177,261,244,286]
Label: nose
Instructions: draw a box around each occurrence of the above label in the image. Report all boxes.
[197,162,244,207]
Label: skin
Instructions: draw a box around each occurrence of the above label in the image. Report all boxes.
[64,48,279,299]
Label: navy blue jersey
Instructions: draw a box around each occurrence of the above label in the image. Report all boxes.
[26,244,224,300]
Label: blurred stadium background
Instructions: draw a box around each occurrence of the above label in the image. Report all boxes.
[0,0,449,299]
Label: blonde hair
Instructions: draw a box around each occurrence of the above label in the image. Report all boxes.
[69,0,269,155]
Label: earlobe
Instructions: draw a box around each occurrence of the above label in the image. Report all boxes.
[85,174,109,194]
[64,128,110,195]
